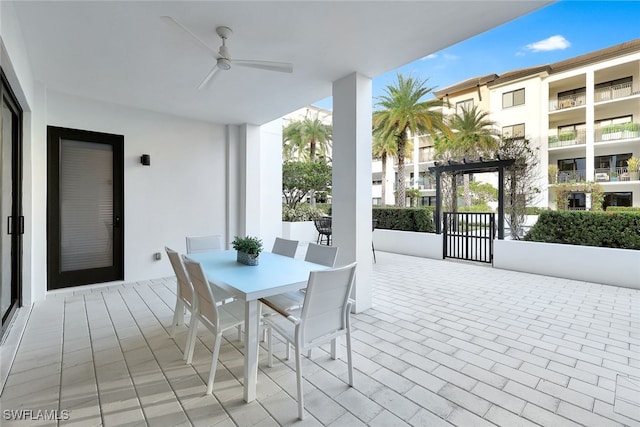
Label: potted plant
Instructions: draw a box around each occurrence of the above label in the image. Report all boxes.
[548,164,558,184]
[232,235,263,266]
[601,123,623,141]
[627,156,640,181]
[624,122,640,139]
[558,131,576,145]
[610,170,619,182]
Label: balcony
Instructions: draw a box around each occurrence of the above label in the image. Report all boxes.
[595,122,640,143]
[549,93,586,111]
[548,129,586,148]
[595,80,640,102]
[594,167,632,182]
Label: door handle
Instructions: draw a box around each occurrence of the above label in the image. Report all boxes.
[7,216,12,234]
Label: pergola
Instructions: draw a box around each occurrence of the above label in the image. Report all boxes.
[428,157,515,239]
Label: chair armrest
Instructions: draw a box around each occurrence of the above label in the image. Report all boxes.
[259,298,300,323]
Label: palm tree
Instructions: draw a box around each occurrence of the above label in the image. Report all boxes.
[282,116,332,162]
[372,130,398,207]
[373,73,448,207]
[436,105,499,206]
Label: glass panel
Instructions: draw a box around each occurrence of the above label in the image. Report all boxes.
[60,140,113,271]
[502,92,512,108]
[1,102,12,319]
[514,89,525,106]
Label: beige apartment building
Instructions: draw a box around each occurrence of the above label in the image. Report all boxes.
[378,38,640,209]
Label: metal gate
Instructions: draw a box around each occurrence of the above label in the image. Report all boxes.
[443,212,495,263]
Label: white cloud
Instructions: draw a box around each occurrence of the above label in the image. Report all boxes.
[442,53,459,61]
[420,53,438,61]
[526,35,571,52]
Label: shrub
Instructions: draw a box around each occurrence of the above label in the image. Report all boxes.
[606,206,640,213]
[525,211,640,250]
[458,204,493,213]
[373,207,435,233]
[231,236,263,255]
[315,203,332,216]
[282,204,324,222]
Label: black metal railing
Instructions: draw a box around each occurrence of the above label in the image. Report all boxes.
[443,212,495,264]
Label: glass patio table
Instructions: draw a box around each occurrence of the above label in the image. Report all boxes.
[184,249,329,402]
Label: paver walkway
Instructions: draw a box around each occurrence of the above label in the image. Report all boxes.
[1,250,639,426]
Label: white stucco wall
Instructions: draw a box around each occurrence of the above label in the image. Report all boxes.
[43,91,228,298]
[494,239,640,289]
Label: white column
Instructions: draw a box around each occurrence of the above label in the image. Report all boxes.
[259,118,283,250]
[332,73,373,312]
[585,71,595,186]
[226,124,263,243]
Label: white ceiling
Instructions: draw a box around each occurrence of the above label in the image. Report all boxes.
[11,1,551,125]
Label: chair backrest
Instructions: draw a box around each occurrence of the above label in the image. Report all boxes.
[299,262,357,345]
[165,247,193,306]
[313,217,332,234]
[186,234,223,253]
[182,256,220,329]
[272,237,299,258]
[304,243,338,267]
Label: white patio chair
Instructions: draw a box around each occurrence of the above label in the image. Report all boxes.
[262,262,357,420]
[186,234,223,253]
[165,247,237,360]
[262,243,338,310]
[182,256,245,394]
[271,237,299,258]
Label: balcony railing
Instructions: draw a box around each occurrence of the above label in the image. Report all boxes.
[594,167,631,182]
[595,122,640,142]
[555,169,587,184]
[549,93,586,111]
[594,81,640,102]
[548,129,586,148]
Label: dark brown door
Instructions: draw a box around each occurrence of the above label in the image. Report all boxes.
[47,126,124,289]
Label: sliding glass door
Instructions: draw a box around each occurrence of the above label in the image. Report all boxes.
[1,71,23,338]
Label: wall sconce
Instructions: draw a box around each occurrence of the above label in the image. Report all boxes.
[140,154,151,166]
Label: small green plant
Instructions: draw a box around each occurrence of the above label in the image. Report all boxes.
[558,131,576,141]
[231,236,263,256]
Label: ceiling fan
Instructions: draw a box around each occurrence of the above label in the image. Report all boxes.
[162,16,293,90]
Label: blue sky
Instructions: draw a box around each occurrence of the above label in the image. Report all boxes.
[313,0,640,110]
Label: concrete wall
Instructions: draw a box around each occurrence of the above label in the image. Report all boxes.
[373,229,443,260]
[494,239,640,289]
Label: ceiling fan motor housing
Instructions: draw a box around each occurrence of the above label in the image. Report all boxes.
[217,57,232,70]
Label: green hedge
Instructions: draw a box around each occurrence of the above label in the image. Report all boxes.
[606,206,640,213]
[373,207,435,233]
[525,211,640,250]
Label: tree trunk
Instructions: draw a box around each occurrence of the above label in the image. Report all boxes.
[396,134,407,207]
[463,174,471,207]
[381,153,387,207]
[451,174,458,213]
[310,140,316,207]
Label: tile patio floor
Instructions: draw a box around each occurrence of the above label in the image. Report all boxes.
[1,250,639,426]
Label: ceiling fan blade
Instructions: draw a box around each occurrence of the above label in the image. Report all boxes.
[161,16,219,58]
[234,59,293,73]
[197,64,220,90]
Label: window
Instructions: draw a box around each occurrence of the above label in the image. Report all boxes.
[595,77,632,90]
[568,192,586,210]
[456,99,474,115]
[502,124,525,139]
[603,192,632,210]
[557,158,586,182]
[595,153,632,170]
[421,196,437,207]
[502,88,525,108]
[372,198,382,206]
[596,115,632,127]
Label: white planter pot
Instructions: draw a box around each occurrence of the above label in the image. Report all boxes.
[282,221,318,243]
[494,240,640,289]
